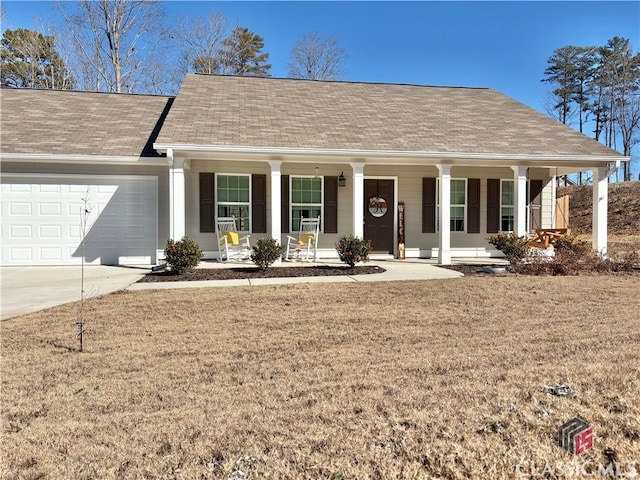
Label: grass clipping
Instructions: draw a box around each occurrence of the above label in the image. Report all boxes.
[2,276,639,479]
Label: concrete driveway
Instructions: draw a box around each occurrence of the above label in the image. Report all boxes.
[0,259,467,320]
[1,266,148,320]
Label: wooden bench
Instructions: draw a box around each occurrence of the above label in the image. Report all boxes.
[528,228,571,249]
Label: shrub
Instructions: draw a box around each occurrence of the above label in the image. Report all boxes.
[164,236,203,275]
[509,248,639,276]
[552,235,590,255]
[486,233,529,264]
[335,235,372,268]
[251,238,286,270]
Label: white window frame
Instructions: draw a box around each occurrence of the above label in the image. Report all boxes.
[436,178,467,233]
[500,179,515,233]
[290,175,324,232]
[216,173,251,233]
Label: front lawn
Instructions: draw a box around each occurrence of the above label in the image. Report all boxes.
[2,276,638,479]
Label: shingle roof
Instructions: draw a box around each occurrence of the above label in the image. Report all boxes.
[1,87,173,157]
[156,74,621,158]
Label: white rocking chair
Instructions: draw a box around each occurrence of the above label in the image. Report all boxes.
[285,216,320,261]
[216,217,251,262]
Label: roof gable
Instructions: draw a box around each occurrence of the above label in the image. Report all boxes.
[156,74,621,158]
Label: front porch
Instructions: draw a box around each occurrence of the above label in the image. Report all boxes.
[161,149,617,265]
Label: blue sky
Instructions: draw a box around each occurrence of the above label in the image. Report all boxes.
[3,1,638,110]
[2,1,639,167]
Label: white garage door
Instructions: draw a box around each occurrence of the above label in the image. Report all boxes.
[1,174,157,266]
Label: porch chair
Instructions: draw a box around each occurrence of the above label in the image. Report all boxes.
[216,217,251,262]
[285,216,320,261]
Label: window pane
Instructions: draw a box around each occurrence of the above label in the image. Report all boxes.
[501,207,514,232]
[217,175,250,230]
[291,177,322,230]
[502,181,514,206]
[217,205,250,231]
[451,180,465,205]
[450,206,464,232]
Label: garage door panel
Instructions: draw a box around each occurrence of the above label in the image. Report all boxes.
[1,176,157,266]
[10,202,32,215]
[40,225,62,239]
[41,247,63,261]
[39,184,61,193]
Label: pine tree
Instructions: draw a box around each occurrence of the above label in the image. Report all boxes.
[219,26,271,76]
[1,28,75,89]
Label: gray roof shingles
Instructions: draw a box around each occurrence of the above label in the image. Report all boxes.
[156,74,622,158]
[1,76,624,160]
[1,87,173,157]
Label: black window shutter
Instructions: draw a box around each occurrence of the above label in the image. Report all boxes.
[422,177,436,233]
[487,179,500,233]
[324,176,338,233]
[199,173,215,233]
[467,178,481,233]
[281,175,289,233]
[251,174,267,233]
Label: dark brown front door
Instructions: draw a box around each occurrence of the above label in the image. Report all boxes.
[364,179,394,254]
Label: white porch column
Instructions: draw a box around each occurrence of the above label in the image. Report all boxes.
[437,164,451,265]
[351,162,365,238]
[268,160,282,242]
[592,166,608,256]
[168,150,186,240]
[512,166,528,236]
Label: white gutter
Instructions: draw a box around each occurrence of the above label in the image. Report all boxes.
[0,153,168,166]
[153,142,627,164]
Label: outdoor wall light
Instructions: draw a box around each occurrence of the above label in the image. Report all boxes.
[315,166,320,177]
[338,172,346,187]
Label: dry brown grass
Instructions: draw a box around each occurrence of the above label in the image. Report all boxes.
[2,277,639,479]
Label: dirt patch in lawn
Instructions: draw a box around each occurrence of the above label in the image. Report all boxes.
[138,264,385,282]
[2,276,638,479]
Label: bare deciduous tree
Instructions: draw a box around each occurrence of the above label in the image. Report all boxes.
[174,11,229,76]
[287,32,346,81]
[59,0,170,93]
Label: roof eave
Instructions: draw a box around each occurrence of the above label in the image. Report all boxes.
[0,153,168,166]
[153,143,627,167]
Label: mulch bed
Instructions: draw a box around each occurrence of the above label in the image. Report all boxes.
[138,265,386,282]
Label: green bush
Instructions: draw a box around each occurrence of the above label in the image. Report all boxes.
[486,233,529,264]
[164,236,203,275]
[335,235,372,268]
[251,238,286,270]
